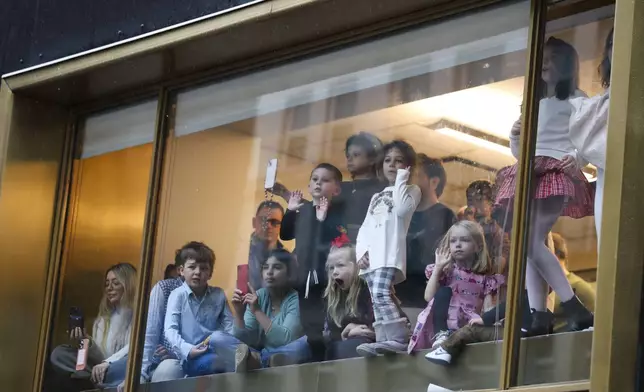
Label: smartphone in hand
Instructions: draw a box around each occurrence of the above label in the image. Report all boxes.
[69,307,84,331]
[237,265,250,295]
[264,159,278,190]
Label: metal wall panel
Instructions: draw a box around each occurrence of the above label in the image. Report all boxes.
[0,91,67,392]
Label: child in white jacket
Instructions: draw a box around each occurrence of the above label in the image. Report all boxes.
[569,28,612,244]
[355,140,421,356]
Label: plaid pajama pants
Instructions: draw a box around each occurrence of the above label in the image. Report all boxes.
[363,267,401,322]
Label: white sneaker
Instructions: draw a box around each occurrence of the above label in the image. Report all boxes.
[425,347,452,366]
[431,330,450,349]
[427,384,454,392]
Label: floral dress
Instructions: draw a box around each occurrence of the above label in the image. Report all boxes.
[408,264,505,353]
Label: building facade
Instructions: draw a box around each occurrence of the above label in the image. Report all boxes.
[0,0,642,392]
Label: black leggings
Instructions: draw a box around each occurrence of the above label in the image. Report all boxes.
[432,287,532,330]
[432,286,452,332]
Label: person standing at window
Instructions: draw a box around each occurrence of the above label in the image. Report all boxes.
[355,140,421,356]
[399,154,455,310]
[249,201,285,291]
[495,37,594,335]
[569,28,613,244]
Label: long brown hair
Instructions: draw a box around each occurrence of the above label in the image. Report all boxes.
[599,28,613,88]
[541,37,580,100]
[324,246,362,327]
[436,220,491,274]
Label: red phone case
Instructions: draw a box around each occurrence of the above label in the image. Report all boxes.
[237,264,249,294]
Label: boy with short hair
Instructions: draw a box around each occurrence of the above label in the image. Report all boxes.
[465,180,510,274]
[280,162,346,361]
[398,154,455,309]
[161,242,238,378]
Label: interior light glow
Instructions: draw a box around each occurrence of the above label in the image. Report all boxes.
[434,127,513,157]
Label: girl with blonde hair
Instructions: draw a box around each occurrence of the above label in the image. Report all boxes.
[323,234,375,360]
[51,262,137,388]
[408,221,505,352]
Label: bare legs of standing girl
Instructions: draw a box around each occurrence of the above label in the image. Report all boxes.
[525,196,593,334]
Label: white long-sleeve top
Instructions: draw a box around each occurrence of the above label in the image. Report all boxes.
[356,169,421,284]
[510,90,587,164]
[569,88,610,169]
[92,307,133,363]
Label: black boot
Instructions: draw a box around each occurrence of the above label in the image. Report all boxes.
[529,310,553,336]
[561,296,594,331]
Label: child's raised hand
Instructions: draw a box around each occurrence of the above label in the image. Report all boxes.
[316,197,329,222]
[287,190,304,211]
[357,253,370,270]
[231,289,246,316]
[435,249,451,270]
[243,284,260,314]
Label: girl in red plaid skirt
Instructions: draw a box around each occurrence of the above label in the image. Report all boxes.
[494,37,594,335]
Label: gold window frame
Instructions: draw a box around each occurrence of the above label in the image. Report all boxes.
[0,1,642,391]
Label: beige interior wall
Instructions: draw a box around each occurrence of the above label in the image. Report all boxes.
[155,128,262,294]
[53,143,153,345]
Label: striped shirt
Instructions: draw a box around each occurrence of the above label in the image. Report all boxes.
[141,277,182,380]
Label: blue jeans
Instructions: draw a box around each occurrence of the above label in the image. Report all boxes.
[101,355,128,388]
[252,336,311,368]
[184,331,241,376]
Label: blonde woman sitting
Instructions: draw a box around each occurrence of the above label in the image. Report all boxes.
[51,262,136,388]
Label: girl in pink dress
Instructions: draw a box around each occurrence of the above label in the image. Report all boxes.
[408,220,505,353]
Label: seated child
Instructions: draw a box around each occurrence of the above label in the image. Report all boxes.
[425,234,564,365]
[280,162,346,361]
[428,181,513,334]
[232,249,310,371]
[163,242,239,377]
[323,235,375,360]
[408,220,505,353]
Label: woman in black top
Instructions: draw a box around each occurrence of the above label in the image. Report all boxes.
[323,240,375,360]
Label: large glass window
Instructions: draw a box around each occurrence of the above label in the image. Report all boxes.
[150,2,531,390]
[37,1,623,391]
